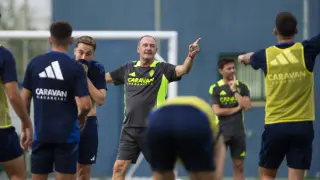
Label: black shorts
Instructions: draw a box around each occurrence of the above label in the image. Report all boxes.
[117,127,150,164]
[259,121,314,170]
[31,141,79,174]
[0,127,23,162]
[146,105,215,172]
[79,116,98,165]
[224,135,246,159]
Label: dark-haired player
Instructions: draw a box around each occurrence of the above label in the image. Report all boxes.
[208,58,251,180]
[21,21,92,180]
[74,36,107,180]
[0,44,33,180]
[146,96,225,180]
[238,12,320,180]
[105,36,201,180]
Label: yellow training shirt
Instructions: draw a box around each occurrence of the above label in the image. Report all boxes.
[265,42,315,124]
[0,45,13,128]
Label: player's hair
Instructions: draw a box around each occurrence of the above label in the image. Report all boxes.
[218,58,235,69]
[275,12,297,37]
[76,36,96,51]
[138,35,157,46]
[49,21,73,45]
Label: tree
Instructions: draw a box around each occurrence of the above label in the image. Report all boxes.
[0,0,48,83]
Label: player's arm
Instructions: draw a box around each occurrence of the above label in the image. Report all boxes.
[2,49,31,124]
[213,104,241,117]
[234,93,251,111]
[75,64,92,125]
[175,38,201,77]
[209,84,241,116]
[105,73,113,83]
[86,64,107,106]
[302,33,320,71]
[105,63,127,85]
[234,82,251,110]
[87,79,106,106]
[214,135,226,180]
[303,32,320,55]
[4,49,33,149]
[175,55,194,77]
[21,60,34,116]
[75,95,91,125]
[7,84,31,123]
[21,89,32,115]
[175,56,193,77]
[238,49,267,72]
[237,52,254,65]
[21,59,34,115]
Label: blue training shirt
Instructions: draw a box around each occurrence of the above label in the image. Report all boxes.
[0,46,18,84]
[23,51,89,143]
[87,60,107,91]
[250,33,320,74]
[80,60,107,135]
[0,46,18,129]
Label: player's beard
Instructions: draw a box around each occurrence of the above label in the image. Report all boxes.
[227,74,234,80]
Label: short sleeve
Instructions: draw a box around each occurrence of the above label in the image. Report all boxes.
[302,33,320,72]
[302,33,320,58]
[161,62,181,82]
[0,48,18,84]
[250,49,267,73]
[240,82,250,97]
[91,62,107,90]
[22,61,33,90]
[74,64,90,97]
[109,63,127,85]
[209,84,219,105]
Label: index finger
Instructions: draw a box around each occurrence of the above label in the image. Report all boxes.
[193,38,201,44]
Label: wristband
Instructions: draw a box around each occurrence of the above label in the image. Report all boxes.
[188,52,195,60]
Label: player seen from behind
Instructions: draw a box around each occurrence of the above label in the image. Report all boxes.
[21,21,92,180]
[238,12,320,180]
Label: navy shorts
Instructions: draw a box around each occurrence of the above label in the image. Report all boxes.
[0,127,23,162]
[146,105,215,172]
[259,121,314,170]
[31,141,79,174]
[79,116,98,165]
